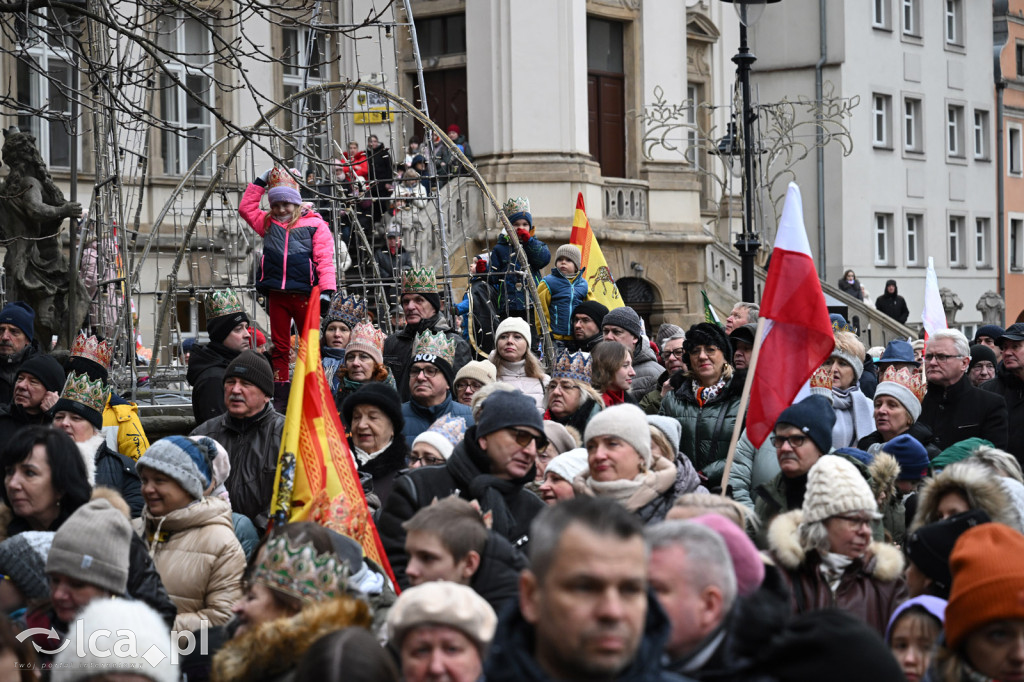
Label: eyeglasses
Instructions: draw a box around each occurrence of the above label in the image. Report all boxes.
[831,514,874,529]
[412,365,440,378]
[406,454,445,467]
[665,349,686,359]
[770,434,807,448]
[688,345,719,356]
[924,353,963,363]
[455,379,483,392]
[508,427,549,451]
[547,381,579,393]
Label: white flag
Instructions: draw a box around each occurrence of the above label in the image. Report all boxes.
[921,257,947,338]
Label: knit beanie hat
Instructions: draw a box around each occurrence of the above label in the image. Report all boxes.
[946,523,1024,648]
[974,324,1006,344]
[205,289,250,346]
[688,513,765,596]
[190,435,230,497]
[834,447,874,468]
[584,403,652,470]
[828,342,864,381]
[647,415,682,454]
[342,383,405,434]
[880,434,930,481]
[52,599,178,682]
[656,324,685,350]
[546,448,590,483]
[572,301,609,329]
[554,244,582,271]
[266,166,303,206]
[224,350,274,397]
[969,343,997,370]
[802,455,878,524]
[137,435,215,501]
[776,395,836,454]
[684,322,732,361]
[931,437,993,471]
[47,498,131,595]
[0,531,53,601]
[873,380,923,424]
[494,316,532,344]
[905,509,990,597]
[0,301,34,341]
[454,360,496,387]
[475,389,544,439]
[884,595,947,644]
[18,354,66,393]
[543,420,577,455]
[411,414,467,460]
[602,306,644,344]
[387,581,498,652]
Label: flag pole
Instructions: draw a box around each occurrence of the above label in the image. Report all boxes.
[719,317,767,497]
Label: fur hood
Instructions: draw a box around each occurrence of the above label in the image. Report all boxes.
[767,509,905,582]
[909,461,1019,532]
[868,452,900,506]
[211,597,372,682]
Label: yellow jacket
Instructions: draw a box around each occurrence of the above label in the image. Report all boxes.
[102,394,150,461]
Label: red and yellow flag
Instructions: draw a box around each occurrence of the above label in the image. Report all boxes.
[569,193,623,310]
[270,287,397,586]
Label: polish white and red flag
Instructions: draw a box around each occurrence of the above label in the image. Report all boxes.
[746,183,835,448]
[921,257,948,339]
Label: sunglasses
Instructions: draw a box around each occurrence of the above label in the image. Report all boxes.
[508,427,548,451]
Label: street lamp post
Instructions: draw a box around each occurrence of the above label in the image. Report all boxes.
[721,0,780,304]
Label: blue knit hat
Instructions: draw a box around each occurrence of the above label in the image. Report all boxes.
[775,395,836,454]
[881,433,930,481]
[137,436,214,501]
[0,301,34,341]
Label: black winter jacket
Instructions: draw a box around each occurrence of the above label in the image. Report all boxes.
[471,532,529,616]
[95,442,144,518]
[919,373,1008,451]
[383,313,472,400]
[186,342,240,426]
[875,280,909,324]
[982,365,1024,465]
[0,402,50,444]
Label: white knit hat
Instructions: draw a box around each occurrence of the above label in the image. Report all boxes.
[802,455,879,524]
[546,448,590,483]
[411,414,467,460]
[584,403,652,469]
[494,316,531,344]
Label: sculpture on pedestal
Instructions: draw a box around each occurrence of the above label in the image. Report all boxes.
[940,287,964,326]
[976,291,1005,326]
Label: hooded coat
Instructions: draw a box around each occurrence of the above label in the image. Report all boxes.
[908,460,1020,531]
[767,509,908,636]
[981,364,1024,465]
[874,279,909,324]
[187,341,239,426]
[630,340,666,402]
[383,312,472,401]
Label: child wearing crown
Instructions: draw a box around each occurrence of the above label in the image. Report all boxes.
[240,167,338,384]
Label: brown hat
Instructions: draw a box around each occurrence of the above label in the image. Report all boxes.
[224,350,274,397]
[554,244,582,270]
[386,581,497,651]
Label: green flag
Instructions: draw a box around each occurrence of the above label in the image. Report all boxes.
[702,290,724,327]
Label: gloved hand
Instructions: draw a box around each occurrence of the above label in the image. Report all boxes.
[257,168,272,185]
[516,228,531,244]
[320,293,331,317]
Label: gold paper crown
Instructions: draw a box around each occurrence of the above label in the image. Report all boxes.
[60,371,109,414]
[403,267,439,295]
[347,322,386,355]
[325,293,366,329]
[411,330,457,367]
[251,534,349,605]
[880,365,927,403]
[267,166,299,191]
[204,288,245,320]
[809,365,833,392]
[551,349,592,383]
[502,196,530,219]
[71,333,113,371]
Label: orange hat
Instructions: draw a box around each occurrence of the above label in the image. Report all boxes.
[946,523,1024,648]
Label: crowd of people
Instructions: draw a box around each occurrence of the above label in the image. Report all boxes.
[1,169,1024,680]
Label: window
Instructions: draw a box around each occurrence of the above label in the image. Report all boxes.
[902,0,919,37]
[873,94,891,147]
[974,110,991,159]
[945,0,963,46]
[685,83,701,169]
[1010,126,1023,176]
[1012,218,1024,270]
[1018,44,1024,78]
[904,97,923,153]
[906,213,922,265]
[15,8,79,168]
[415,14,466,58]
[947,105,964,157]
[949,215,965,266]
[975,218,990,267]
[875,213,894,265]
[157,12,214,176]
[281,26,329,168]
[873,0,891,29]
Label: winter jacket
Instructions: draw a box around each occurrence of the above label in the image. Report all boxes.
[767,509,908,636]
[239,182,336,295]
[373,246,414,284]
[875,280,910,324]
[483,590,691,682]
[102,392,149,461]
[320,346,345,397]
[908,460,1020,532]
[401,394,475,448]
[660,370,745,489]
[568,331,603,353]
[0,343,37,406]
[133,497,246,632]
[187,341,240,426]
[489,234,551,314]
[537,267,588,339]
[919,373,1008,450]
[838,277,863,300]
[982,365,1024,465]
[383,313,472,400]
[857,421,942,461]
[351,435,409,509]
[471,532,529,616]
[191,403,285,531]
[630,340,666,401]
[367,144,394,186]
[639,370,672,415]
[0,402,51,445]
[456,274,501,354]
[339,150,368,179]
[491,356,549,411]
[93,440,144,518]
[729,428,780,511]
[378,426,545,589]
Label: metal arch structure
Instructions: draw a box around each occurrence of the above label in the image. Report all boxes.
[143,80,555,380]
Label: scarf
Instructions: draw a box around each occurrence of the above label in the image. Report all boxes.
[693,377,726,407]
[74,432,103,486]
[818,552,854,593]
[831,385,875,449]
[574,456,677,512]
[603,389,626,406]
[451,436,535,541]
[353,438,393,467]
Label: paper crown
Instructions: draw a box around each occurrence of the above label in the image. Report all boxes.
[809,365,834,402]
[551,349,592,383]
[412,330,456,367]
[267,166,299,192]
[427,414,468,446]
[832,319,853,334]
[205,288,245,320]
[403,267,439,295]
[880,365,927,403]
[325,293,366,329]
[251,534,349,605]
[71,333,113,371]
[502,196,530,219]
[347,321,386,354]
[60,371,109,415]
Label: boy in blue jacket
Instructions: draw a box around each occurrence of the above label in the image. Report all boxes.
[537,244,588,345]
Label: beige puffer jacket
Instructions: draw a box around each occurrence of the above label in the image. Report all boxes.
[133,496,245,632]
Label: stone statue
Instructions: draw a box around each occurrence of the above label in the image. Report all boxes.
[976,290,1005,325]
[940,287,964,326]
[0,127,87,348]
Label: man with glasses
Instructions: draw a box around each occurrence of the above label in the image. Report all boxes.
[400,330,474,448]
[381,388,547,588]
[639,333,686,415]
[981,323,1024,463]
[918,329,1007,451]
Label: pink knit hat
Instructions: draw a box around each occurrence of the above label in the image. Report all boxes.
[688,513,765,596]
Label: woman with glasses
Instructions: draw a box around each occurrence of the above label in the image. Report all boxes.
[341,383,409,509]
[487,318,549,410]
[409,414,467,469]
[767,454,907,635]
[543,349,604,434]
